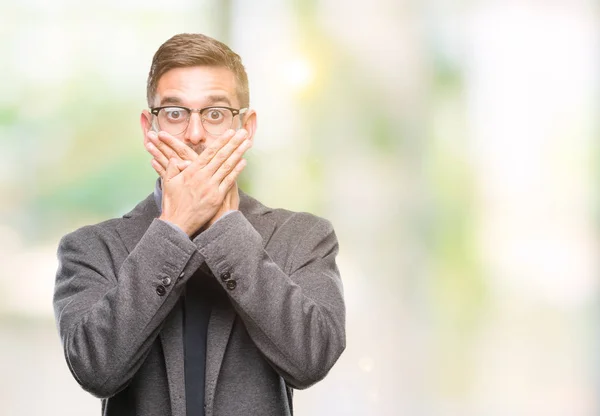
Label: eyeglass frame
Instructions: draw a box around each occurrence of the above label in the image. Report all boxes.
[149,105,249,136]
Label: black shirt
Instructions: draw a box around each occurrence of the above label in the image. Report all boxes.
[184,263,218,416]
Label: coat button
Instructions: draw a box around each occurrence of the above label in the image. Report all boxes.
[220,271,231,282]
[161,277,172,286]
[225,280,237,290]
[156,285,167,296]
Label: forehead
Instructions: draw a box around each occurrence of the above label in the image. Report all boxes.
[155,66,238,107]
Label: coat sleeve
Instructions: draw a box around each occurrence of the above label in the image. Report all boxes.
[53,219,205,398]
[194,211,346,389]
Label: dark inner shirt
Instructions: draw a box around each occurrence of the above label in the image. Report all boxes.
[184,264,218,416]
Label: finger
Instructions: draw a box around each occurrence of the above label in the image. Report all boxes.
[157,131,198,162]
[218,158,246,194]
[203,129,249,177]
[146,140,170,171]
[212,138,252,183]
[165,158,183,180]
[147,131,178,162]
[189,129,237,171]
[151,159,166,178]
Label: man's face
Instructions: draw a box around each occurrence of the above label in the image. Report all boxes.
[142,66,244,155]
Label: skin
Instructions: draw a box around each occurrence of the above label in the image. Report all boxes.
[139,66,257,236]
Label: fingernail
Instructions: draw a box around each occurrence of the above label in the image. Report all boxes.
[147,131,157,140]
[239,129,248,138]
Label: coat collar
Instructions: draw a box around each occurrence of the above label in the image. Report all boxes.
[116,193,158,253]
[115,187,275,416]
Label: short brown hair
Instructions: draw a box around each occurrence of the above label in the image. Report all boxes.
[146,33,249,107]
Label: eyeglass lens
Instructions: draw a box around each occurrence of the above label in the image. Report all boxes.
[157,107,235,136]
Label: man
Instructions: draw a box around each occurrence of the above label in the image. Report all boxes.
[53,33,346,416]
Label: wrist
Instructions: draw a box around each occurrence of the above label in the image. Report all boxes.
[159,214,199,237]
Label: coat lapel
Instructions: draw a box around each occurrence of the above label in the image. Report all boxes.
[204,303,236,414]
[238,189,277,247]
[116,193,159,253]
[160,303,186,416]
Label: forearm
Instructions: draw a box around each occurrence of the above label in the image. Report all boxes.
[54,219,205,397]
[195,212,346,388]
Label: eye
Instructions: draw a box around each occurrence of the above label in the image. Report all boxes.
[204,109,226,123]
[163,108,187,122]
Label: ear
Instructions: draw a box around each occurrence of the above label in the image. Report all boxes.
[140,109,154,146]
[242,109,257,143]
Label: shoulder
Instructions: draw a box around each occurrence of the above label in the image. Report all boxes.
[241,190,334,235]
[260,205,339,274]
[64,217,122,238]
[269,208,333,236]
[63,194,158,241]
[242,193,337,266]
[58,193,155,252]
[58,217,124,256]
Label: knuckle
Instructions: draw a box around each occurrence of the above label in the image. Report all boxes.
[199,187,211,199]
[206,194,219,206]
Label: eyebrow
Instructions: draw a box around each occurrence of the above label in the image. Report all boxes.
[159,95,232,107]
[159,96,184,106]
[205,95,232,106]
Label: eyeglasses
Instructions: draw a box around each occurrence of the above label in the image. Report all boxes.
[150,106,248,136]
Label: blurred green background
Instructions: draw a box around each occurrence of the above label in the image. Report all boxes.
[1,0,599,415]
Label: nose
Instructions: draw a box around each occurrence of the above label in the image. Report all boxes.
[183,112,206,145]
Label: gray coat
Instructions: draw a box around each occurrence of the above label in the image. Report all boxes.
[53,191,346,415]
